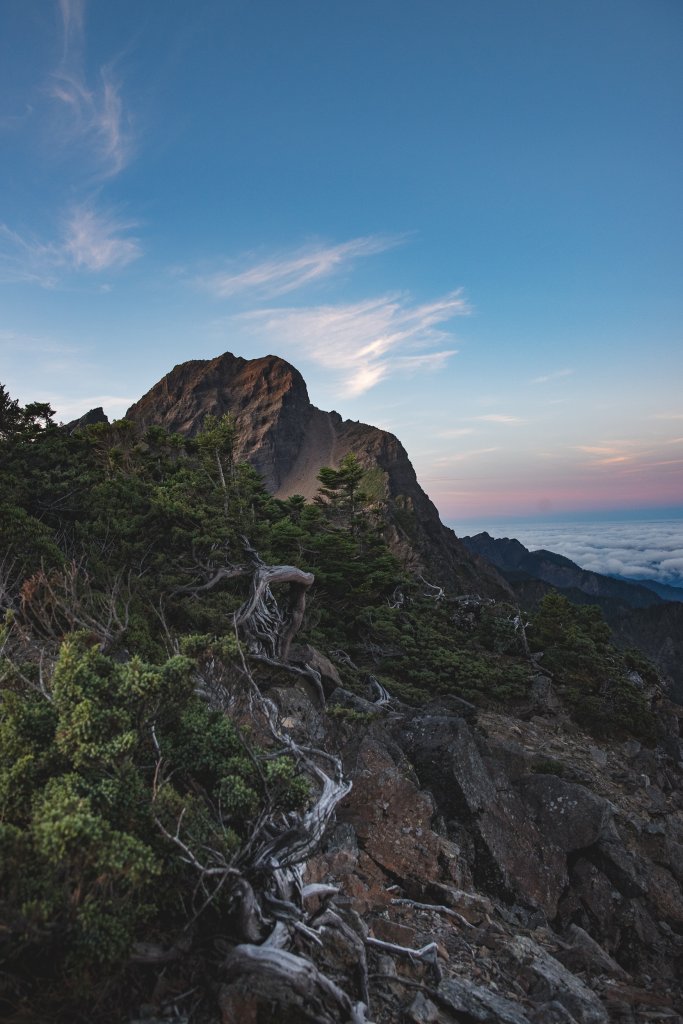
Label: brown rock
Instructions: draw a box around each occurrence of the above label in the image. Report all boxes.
[126,351,512,595]
[339,736,452,887]
[288,643,343,693]
[401,713,568,916]
[371,918,419,947]
[218,984,259,1024]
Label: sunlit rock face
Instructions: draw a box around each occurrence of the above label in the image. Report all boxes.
[126,352,311,492]
[126,350,511,597]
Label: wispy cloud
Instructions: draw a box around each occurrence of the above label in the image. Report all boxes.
[0,328,79,356]
[0,104,34,132]
[473,414,525,424]
[50,0,132,178]
[0,203,141,284]
[63,204,140,270]
[197,235,403,299]
[572,437,683,475]
[233,290,467,396]
[0,2,139,287]
[0,226,62,287]
[436,427,476,439]
[576,444,624,456]
[59,0,86,55]
[530,368,574,385]
[575,440,646,465]
[434,447,500,464]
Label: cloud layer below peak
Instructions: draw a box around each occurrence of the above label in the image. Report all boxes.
[476,520,683,587]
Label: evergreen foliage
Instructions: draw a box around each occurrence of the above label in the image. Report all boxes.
[529,592,656,739]
[0,635,306,1018]
[0,383,661,1018]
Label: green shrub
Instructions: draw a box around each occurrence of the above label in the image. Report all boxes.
[0,636,307,1019]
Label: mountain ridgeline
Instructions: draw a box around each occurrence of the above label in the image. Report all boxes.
[462,531,683,702]
[123,351,682,701]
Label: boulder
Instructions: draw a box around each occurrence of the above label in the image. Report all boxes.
[338,736,454,889]
[515,775,613,852]
[400,713,568,916]
[507,936,608,1024]
[289,642,343,694]
[555,924,630,981]
[436,977,531,1024]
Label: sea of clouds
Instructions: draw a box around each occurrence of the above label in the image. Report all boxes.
[457,519,683,588]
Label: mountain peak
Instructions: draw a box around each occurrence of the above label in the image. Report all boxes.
[126,351,511,597]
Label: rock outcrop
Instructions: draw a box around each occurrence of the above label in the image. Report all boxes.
[64,405,109,432]
[125,352,510,597]
[245,666,683,1023]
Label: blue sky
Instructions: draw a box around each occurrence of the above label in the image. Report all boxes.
[1,0,682,520]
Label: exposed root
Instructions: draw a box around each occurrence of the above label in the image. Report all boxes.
[221,944,372,1024]
[366,938,442,983]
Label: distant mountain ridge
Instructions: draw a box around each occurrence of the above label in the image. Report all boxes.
[461,531,666,609]
[608,575,683,603]
[462,531,683,701]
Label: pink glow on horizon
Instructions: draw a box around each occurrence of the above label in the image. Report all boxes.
[425,474,683,521]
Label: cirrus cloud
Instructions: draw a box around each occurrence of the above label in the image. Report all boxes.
[231,290,467,396]
[196,235,404,299]
[474,414,525,424]
[0,203,141,284]
[51,0,133,179]
[529,368,574,385]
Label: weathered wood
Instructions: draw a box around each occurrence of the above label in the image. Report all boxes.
[222,943,371,1023]
[157,543,372,1018]
[366,937,442,982]
[235,562,314,660]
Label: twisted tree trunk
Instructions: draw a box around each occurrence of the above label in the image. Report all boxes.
[235,561,314,661]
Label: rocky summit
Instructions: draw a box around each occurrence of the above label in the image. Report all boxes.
[126,351,509,597]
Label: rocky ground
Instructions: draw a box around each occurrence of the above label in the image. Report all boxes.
[213,656,683,1024]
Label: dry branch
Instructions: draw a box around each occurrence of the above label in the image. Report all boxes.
[222,944,371,1024]
[366,937,442,982]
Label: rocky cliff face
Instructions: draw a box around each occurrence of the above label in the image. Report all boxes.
[126,352,510,597]
[126,353,312,492]
[220,659,683,1023]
